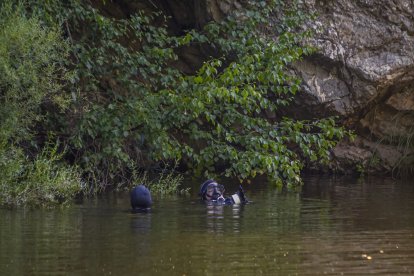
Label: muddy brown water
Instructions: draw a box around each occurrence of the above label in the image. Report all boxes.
[1,175,413,275]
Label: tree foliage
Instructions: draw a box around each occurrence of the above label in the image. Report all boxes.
[8,0,349,191]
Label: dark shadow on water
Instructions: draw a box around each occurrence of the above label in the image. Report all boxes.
[130,211,152,234]
[130,207,151,214]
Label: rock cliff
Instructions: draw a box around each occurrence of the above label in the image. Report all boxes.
[297,0,414,175]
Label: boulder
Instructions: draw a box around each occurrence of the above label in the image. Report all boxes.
[294,0,414,173]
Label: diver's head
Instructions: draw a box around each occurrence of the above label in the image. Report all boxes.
[130,185,152,210]
[199,180,225,201]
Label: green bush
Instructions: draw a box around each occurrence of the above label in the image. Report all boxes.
[0,143,82,207]
[0,2,70,143]
[0,2,82,207]
[132,170,188,196]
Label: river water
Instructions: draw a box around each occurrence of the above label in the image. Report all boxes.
[1,175,413,275]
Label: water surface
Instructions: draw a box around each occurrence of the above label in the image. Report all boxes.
[1,175,413,275]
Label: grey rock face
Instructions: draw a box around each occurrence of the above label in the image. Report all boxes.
[294,0,414,173]
[301,0,414,123]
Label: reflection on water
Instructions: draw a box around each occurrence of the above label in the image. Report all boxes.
[0,175,413,275]
[205,204,244,233]
[206,204,224,233]
[130,211,152,234]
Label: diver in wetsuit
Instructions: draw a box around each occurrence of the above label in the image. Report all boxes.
[199,179,248,204]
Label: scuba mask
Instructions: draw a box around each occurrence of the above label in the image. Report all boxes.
[204,183,225,200]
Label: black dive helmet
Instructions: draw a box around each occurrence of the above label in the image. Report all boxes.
[130,185,152,210]
[199,179,225,201]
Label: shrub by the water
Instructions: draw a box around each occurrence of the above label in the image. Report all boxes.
[140,171,188,196]
[0,143,82,207]
[0,2,83,207]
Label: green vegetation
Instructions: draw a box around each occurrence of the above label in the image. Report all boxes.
[0,3,83,207]
[0,2,69,142]
[0,0,349,206]
[0,143,82,207]
[137,172,188,196]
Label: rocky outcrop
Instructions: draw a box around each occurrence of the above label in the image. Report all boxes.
[299,0,414,117]
[294,0,414,174]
